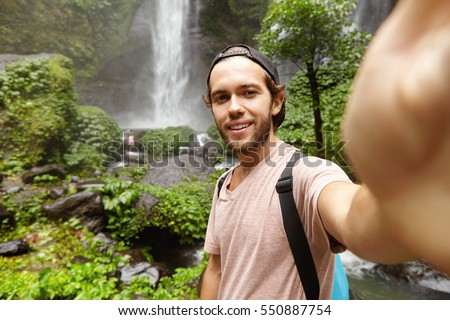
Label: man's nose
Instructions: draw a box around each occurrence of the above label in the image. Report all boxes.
[228,95,244,114]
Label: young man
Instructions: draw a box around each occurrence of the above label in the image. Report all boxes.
[200,0,449,300]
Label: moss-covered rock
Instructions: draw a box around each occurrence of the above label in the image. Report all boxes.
[64,105,122,174]
[0,55,77,173]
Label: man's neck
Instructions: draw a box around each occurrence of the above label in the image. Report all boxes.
[227,136,280,192]
[237,135,280,169]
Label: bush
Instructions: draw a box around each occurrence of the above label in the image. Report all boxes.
[0,56,77,171]
[140,126,195,158]
[99,174,215,245]
[64,105,122,174]
[100,179,150,243]
[0,189,50,228]
[148,178,214,245]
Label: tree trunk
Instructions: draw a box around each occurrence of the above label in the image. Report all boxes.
[306,62,324,158]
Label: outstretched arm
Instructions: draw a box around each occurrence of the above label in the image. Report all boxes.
[341,0,450,274]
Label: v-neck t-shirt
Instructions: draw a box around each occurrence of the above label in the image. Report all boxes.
[204,142,351,299]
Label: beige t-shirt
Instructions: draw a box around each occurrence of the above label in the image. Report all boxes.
[204,142,351,299]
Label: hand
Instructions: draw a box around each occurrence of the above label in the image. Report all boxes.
[342,0,450,274]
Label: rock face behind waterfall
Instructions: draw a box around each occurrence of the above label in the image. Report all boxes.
[0,53,54,71]
[353,0,398,33]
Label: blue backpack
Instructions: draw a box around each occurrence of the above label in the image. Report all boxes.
[218,150,349,300]
[331,254,349,300]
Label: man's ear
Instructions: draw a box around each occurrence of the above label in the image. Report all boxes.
[271,91,285,116]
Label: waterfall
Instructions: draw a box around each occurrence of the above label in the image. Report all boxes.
[149,0,189,127]
[122,0,212,130]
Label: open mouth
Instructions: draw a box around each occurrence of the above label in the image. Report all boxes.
[229,123,250,130]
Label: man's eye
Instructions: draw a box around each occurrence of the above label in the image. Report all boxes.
[244,90,256,96]
[214,95,229,103]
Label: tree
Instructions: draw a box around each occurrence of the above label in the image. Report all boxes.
[257,0,369,160]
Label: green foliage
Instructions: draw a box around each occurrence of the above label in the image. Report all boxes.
[126,166,150,181]
[147,178,214,245]
[0,58,51,105]
[48,55,77,99]
[0,55,121,176]
[148,256,207,300]
[6,98,68,164]
[0,54,75,103]
[0,214,206,300]
[0,0,140,79]
[278,70,353,173]
[100,179,149,243]
[206,123,228,159]
[0,220,126,299]
[64,143,105,175]
[0,155,27,175]
[64,105,121,174]
[31,174,63,185]
[112,255,207,300]
[257,0,360,67]
[206,123,220,142]
[258,0,370,166]
[200,0,270,54]
[140,126,195,157]
[0,56,78,170]
[95,172,218,246]
[0,163,215,300]
[0,189,50,228]
[73,105,122,148]
[112,166,150,183]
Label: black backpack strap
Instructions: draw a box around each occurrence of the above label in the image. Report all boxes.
[217,170,231,196]
[276,151,320,300]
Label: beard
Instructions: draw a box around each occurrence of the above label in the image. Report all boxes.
[217,114,272,157]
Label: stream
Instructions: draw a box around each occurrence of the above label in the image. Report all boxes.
[341,251,450,300]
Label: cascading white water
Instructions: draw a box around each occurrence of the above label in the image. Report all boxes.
[126,0,212,131]
[149,0,188,126]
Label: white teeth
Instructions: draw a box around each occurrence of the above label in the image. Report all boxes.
[230,124,249,130]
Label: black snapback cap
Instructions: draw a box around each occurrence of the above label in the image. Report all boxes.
[207,44,280,85]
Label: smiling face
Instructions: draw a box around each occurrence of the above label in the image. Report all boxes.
[209,56,283,159]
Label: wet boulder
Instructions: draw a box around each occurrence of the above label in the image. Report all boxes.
[41,190,106,233]
[0,240,30,257]
[143,153,215,189]
[119,262,160,285]
[21,164,66,184]
[374,260,450,294]
[136,192,160,215]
